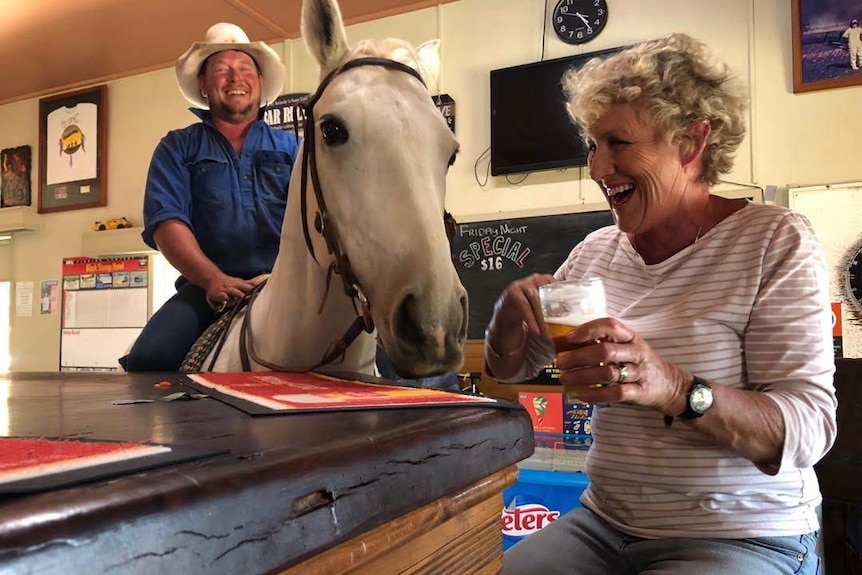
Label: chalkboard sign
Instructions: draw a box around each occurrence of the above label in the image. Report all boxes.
[452,209,615,340]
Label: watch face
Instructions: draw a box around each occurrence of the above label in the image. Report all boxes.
[690,384,713,414]
[552,0,609,45]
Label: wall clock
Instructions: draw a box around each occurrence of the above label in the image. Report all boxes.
[842,236,862,323]
[552,0,609,45]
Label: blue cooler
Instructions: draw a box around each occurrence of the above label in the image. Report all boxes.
[501,469,590,551]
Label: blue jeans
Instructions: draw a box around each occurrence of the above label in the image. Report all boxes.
[504,506,821,575]
[125,282,216,372]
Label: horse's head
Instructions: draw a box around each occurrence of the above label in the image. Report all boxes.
[300,0,467,378]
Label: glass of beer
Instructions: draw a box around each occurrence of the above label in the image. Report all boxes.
[539,277,607,352]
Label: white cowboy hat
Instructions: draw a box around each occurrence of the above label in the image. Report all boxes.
[175,22,285,109]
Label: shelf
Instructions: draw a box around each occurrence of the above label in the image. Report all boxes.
[81,227,156,257]
[0,206,41,233]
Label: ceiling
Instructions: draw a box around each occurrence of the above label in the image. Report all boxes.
[0,0,451,106]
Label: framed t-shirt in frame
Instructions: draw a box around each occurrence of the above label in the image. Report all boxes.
[38,85,108,213]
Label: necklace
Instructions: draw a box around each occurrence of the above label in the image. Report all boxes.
[631,199,710,262]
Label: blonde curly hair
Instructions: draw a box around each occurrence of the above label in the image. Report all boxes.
[562,33,747,185]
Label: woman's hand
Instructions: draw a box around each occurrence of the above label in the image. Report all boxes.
[555,317,691,416]
[488,273,556,347]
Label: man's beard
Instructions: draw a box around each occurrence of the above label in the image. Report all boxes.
[211,98,258,123]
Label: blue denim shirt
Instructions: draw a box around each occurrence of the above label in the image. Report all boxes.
[142,108,300,279]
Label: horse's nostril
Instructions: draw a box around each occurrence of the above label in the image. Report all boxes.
[395,293,423,347]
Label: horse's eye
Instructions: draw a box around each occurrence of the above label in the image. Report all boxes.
[320,120,348,146]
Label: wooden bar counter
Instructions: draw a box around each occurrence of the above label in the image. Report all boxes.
[0,372,534,574]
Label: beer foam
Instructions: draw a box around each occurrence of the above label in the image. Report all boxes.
[553,310,606,327]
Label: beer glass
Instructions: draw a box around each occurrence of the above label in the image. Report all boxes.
[539,277,607,352]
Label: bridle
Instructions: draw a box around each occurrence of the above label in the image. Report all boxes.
[237,56,457,372]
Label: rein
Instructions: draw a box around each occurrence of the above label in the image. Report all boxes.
[229,57,457,372]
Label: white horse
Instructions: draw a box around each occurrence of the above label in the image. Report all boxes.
[199,0,467,377]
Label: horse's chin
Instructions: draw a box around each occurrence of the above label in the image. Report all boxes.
[381,342,464,380]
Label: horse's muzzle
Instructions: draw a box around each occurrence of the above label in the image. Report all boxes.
[386,288,467,378]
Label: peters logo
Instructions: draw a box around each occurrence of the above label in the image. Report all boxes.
[501,499,560,537]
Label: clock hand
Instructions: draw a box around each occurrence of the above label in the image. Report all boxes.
[574,11,593,33]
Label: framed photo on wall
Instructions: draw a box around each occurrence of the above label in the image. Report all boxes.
[1,145,32,207]
[38,85,108,213]
[792,0,862,93]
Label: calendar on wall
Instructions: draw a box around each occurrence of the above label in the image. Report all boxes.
[60,256,149,371]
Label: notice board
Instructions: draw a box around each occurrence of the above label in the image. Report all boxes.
[61,256,149,371]
[452,208,615,340]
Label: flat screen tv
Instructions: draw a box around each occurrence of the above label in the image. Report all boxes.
[490,47,622,176]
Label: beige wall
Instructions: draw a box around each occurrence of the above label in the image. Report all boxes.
[0,0,858,370]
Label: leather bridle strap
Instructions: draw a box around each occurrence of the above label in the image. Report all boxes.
[299,57,426,370]
[238,281,286,371]
[238,56,456,372]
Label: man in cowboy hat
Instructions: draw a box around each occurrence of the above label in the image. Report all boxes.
[843,18,862,70]
[125,23,299,372]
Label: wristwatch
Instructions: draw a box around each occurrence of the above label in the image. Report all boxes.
[678,376,713,420]
[664,376,712,427]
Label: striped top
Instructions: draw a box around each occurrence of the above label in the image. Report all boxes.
[497,202,837,538]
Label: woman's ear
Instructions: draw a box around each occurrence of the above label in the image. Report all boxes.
[679,119,711,168]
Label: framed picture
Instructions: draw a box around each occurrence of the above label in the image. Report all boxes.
[1,145,32,207]
[792,0,862,93]
[38,85,107,213]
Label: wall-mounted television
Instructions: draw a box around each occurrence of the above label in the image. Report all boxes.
[490,47,622,177]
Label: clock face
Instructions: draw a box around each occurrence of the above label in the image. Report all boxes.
[552,0,609,45]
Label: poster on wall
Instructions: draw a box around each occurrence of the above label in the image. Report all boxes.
[263,93,309,137]
[832,302,844,357]
[60,256,149,372]
[433,94,456,134]
[40,280,59,315]
[791,184,862,357]
[15,281,33,317]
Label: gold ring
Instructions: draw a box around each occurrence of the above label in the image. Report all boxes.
[616,364,630,384]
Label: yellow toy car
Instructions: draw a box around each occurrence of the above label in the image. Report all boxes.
[92,217,131,231]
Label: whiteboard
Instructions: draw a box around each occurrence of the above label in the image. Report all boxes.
[60,256,151,370]
[61,327,142,370]
[64,288,147,328]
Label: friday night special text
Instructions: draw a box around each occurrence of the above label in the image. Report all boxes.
[458,222,531,269]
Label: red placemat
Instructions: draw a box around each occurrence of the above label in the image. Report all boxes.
[183,371,499,415]
[0,437,226,495]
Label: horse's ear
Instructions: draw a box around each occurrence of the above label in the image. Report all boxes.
[415,39,441,91]
[301,0,350,76]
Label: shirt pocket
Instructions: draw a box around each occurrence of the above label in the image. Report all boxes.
[255,150,293,204]
[190,156,233,208]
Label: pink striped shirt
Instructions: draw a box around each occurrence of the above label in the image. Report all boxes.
[492,202,837,538]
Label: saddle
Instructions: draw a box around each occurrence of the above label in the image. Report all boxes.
[180,275,269,373]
